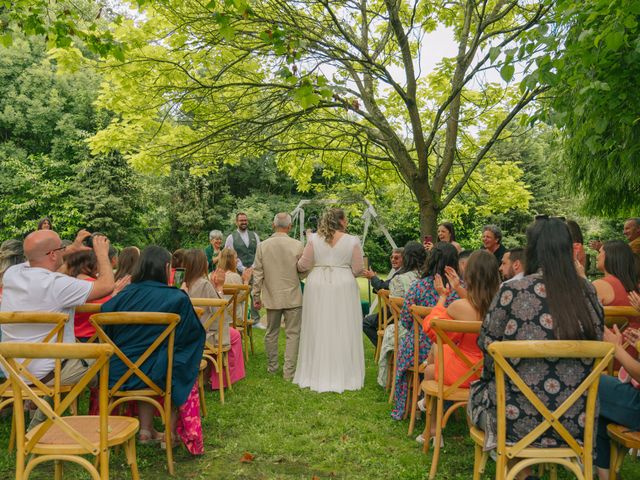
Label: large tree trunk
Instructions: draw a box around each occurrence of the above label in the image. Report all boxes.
[414,181,439,237]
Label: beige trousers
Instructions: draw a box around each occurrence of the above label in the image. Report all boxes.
[264,307,302,380]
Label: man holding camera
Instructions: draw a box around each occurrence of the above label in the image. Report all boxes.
[0,229,115,417]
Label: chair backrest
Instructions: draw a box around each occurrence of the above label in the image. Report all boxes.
[75,303,102,314]
[0,312,69,398]
[0,342,113,459]
[89,312,180,398]
[430,318,483,394]
[377,290,390,330]
[223,284,250,328]
[409,305,433,370]
[604,305,638,328]
[489,340,614,470]
[190,298,229,352]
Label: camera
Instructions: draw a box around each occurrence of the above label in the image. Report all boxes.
[82,232,106,248]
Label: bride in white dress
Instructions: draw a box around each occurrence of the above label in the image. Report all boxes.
[294,208,365,393]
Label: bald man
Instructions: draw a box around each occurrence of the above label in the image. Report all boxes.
[1,229,114,392]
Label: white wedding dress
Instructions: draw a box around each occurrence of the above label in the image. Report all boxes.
[293,232,365,393]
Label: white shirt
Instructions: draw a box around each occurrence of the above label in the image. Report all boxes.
[0,263,92,378]
[502,271,525,286]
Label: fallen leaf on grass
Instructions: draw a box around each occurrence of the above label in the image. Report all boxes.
[340,434,349,442]
[311,476,320,480]
[240,451,255,463]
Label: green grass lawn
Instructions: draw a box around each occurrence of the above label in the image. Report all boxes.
[2,324,640,479]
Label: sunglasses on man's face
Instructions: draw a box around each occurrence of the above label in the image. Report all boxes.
[46,246,66,255]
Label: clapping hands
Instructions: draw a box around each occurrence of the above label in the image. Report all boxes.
[434,274,450,297]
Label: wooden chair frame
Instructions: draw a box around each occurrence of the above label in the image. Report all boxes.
[373,289,390,362]
[421,318,483,479]
[190,298,231,406]
[89,312,179,475]
[0,342,139,480]
[223,284,252,362]
[604,306,638,375]
[387,296,404,403]
[0,312,70,451]
[470,340,614,480]
[405,304,433,435]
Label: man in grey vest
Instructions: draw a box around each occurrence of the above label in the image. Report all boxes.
[253,213,304,380]
[224,212,264,328]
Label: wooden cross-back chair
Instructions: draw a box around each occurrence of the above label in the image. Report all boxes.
[0,342,139,480]
[607,338,640,480]
[405,304,433,435]
[223,284,252,362]
[374,289,390,362]
[420,318,483,479]
[89,312,180,475]
[387,296,404,403]
[470,340,614,480]
[0,312,70,451]
[190,298,231,406]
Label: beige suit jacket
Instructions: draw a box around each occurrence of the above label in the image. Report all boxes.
[253,232,303,309]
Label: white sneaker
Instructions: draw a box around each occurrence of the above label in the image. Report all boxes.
[252,323,266,330]
[415,433,444,447]
[417,398,426,412]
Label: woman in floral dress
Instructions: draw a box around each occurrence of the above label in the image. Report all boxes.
[391,243,463,419]
[468,218,603,469]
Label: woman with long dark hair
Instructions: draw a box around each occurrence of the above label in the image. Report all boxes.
[391,242,463,419]
[101,246,206,454]
[593,240,639,309]
[417,250,500,443]
[437,222,462,252]
[468,218,603,461]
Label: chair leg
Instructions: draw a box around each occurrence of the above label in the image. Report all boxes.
[249,328,254,355]
[125,436,140,480]
[428,399,444,480]
[54,460,63,480]
[243,330,249,363]
[198,370,207,417]
[402,372,412,420]
[473,442,483,480]
[224,354,232,392]
[388,354,397,404]
[408,370,420,435]
[423,396,435,454]
[549,463,557,480]
[9,407,16,451]
[165,416,175,475]
[217,356,225,405]
[610,441,621,480]
[374,337,381,362]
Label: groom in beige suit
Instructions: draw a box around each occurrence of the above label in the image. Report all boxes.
[253,212,304,380]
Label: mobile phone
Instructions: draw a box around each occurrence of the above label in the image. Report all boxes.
[172,268,185,288]
[424,235,433,244]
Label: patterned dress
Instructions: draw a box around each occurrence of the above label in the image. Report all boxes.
[391,276,460,419]
[468,273,604,450]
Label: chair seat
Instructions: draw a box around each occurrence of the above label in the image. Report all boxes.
[205,345,231,355]
[27,416,139,454]
[469,425,484,445]
[608,424,640,449]
[1,384,75,397]
[421,379,470,402]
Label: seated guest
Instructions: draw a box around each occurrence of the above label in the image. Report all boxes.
[65,250,113,342]
[182,248,245,389]
[37,217,53,230]
[417,250,500,443]
[362,247,404,347]
[481,224,506,262]
[391,243,463,420]
[101,246,205,454]
[205,230,224,272]
[596,325,640,480]
[499,247,525,283]
[458,249,472,279]
[592,240,639,314]
[214,248,252,326]
[377,242,426,385]
[0,229,114,425]
[468,218,603,477]
[436,222,462,253]
[114,246,140,282]
[169,248,187,286]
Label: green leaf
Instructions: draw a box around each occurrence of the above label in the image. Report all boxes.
[0,33,13,48]
[605,31,624,50]
[500,64,515,82]
[489,46,500,63]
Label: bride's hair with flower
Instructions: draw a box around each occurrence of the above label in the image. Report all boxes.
[318,208,345,244]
